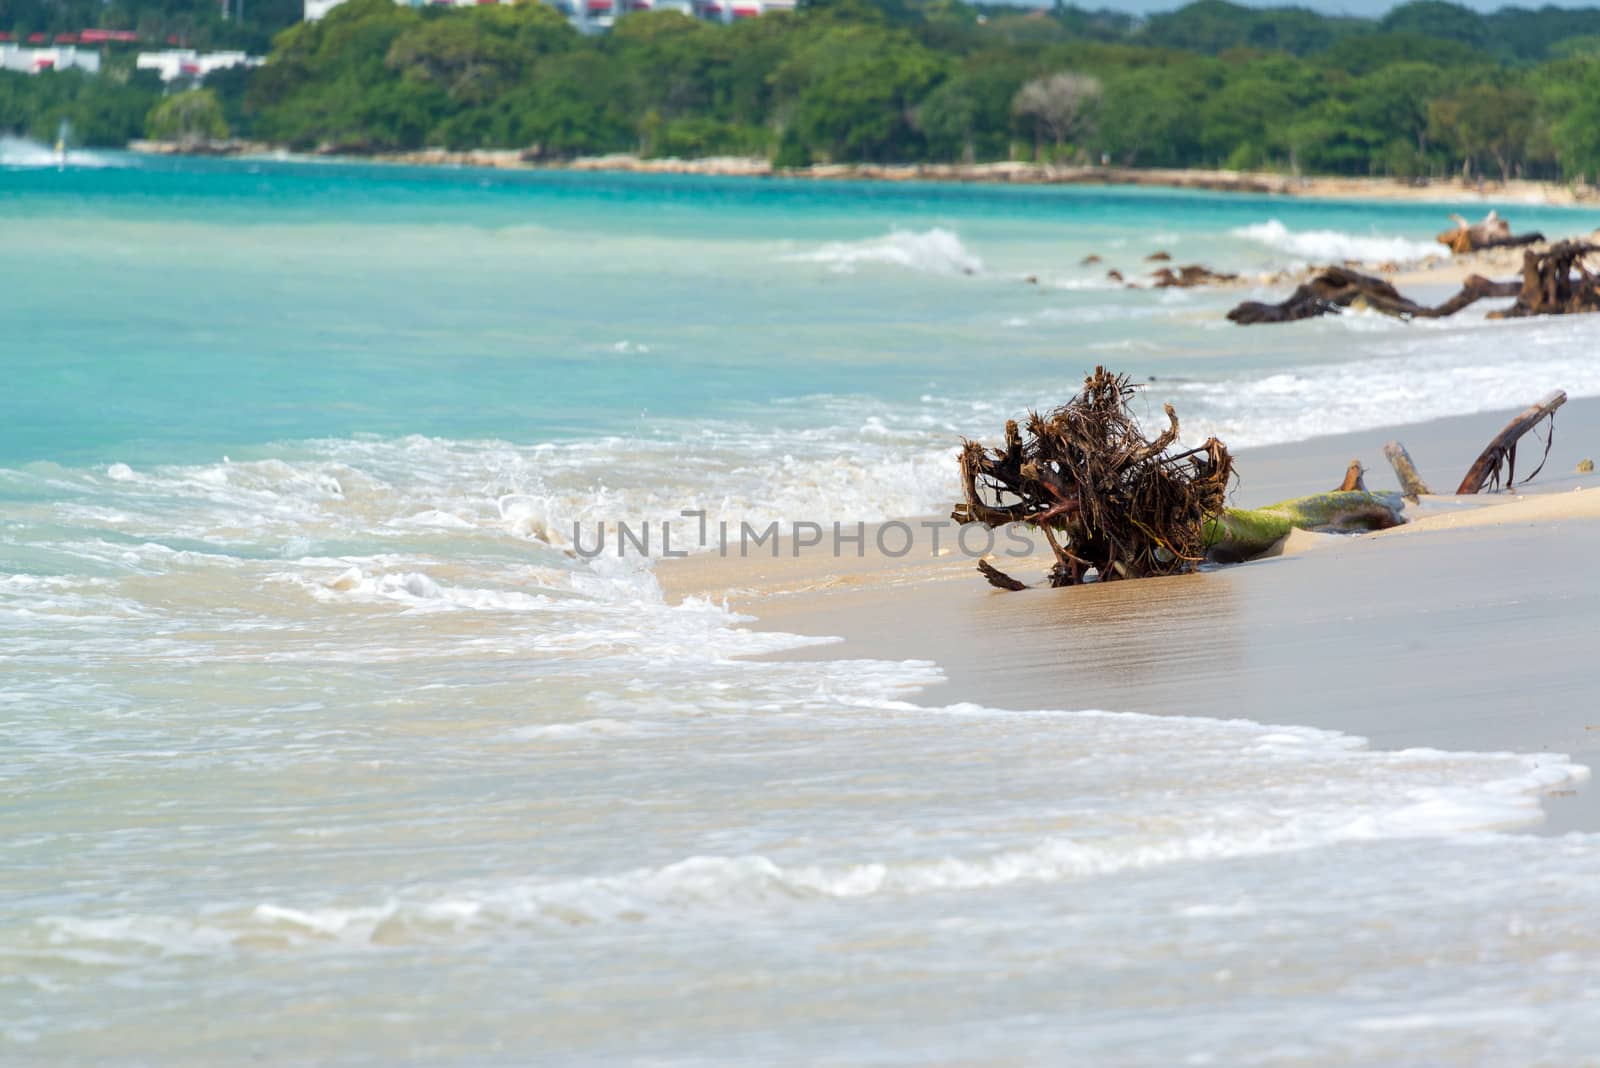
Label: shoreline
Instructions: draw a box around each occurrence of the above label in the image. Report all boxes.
[127,140,1600,207]
[660,398,1600,834]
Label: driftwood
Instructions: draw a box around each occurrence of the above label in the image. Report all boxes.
[1456,390,1566,493]
[1229,243,1599,325]
[1381,393,1564,498]
[1437,211,1543,254]
[1149,264,1239,288]
[1383,442,1432,500]
[1494,242,1600,318]
[1203,491,1404,563]
[954,368,1405,589]
[1335,460,1366,492]
[1227,267,1520,324]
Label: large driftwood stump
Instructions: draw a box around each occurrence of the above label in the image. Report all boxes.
[1492,242,1600,318]
[953,369,1405,589]
[954,368,1233,587]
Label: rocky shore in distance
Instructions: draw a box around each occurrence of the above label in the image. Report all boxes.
[127,140,1600,207]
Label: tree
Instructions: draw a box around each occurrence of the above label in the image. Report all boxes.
[1531,57,1600,182]
[145,88,229,143]
[1011,71,1100,160]
[1094,60,1214,167]
[772,23,946,163]
[914,62,1026,163]
[1428,82,1535,182]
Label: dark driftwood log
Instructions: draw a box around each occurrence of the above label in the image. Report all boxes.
[1436,211,1543,254]
[977,558,1029,591]
[1469,231,1545,252]
[1230,242,1598,325]
[1383,441,1432,500]
[1228,267,1523,324]
[1149,264,1239,288]
[1456,390,1567,493]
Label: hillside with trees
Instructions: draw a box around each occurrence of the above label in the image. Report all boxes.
[4,0,1600,183]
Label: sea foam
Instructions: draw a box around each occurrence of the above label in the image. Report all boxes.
[1234,218,1440,266]
[784,228,983,276]
[0,135,122,170]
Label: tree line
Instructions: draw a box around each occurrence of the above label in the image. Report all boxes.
[4,0,1600,183]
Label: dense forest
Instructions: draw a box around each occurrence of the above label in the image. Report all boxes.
[4,0,1600,182]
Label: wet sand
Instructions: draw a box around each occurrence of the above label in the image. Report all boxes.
[662,398,1600,833]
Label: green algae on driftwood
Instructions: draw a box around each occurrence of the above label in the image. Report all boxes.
[1204,491,1404,562]
[953,368,1404,590]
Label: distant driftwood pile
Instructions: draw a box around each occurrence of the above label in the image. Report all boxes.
[1436,210,1544,254]
[954,368,1565,591]
[1228,240,1600,325]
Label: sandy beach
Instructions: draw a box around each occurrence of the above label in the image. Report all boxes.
[662,396,1600,834]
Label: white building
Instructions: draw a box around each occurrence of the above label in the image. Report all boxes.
[0,44,102,75]
[136,50,263,83]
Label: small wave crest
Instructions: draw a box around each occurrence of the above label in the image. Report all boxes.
[0,135,123,170]
[784,228,983,276]
[1234,218,1440,266]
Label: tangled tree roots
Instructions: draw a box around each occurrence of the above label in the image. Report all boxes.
[954,368,1406,589]
[953,367,1233,587]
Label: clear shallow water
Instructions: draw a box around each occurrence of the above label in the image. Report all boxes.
[4,150,1600,1063]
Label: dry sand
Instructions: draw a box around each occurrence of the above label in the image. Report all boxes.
[661,397,1600,834]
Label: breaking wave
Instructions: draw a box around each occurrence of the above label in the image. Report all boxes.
[783,228,983,276]
[1234,218,1441,266]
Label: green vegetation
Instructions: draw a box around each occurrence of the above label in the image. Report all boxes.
[145,87,229,141]
[4,0,1600,182]
[0,63,163,146]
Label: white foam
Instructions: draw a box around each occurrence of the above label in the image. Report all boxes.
[1235,219,1440,267]
[509,718,645,740]
[28,707,1586,954]
[0,135,123,170]
[784,228,982,276]
[1170,315,1600,448]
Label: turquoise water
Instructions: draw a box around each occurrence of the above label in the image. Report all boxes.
[5,148,1600,1063]
[7,152,1599,465]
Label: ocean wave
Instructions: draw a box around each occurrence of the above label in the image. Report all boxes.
[0,135,124,170]
[1234,218,1440,266]
[22,707,1584,959]
[783,228,983,276]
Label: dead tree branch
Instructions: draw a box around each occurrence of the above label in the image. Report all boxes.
[1456,390,1566,493]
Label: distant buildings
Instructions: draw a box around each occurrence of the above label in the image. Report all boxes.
[136,50,263,83]
[302,0,795,28]
[0,43,101,74]
[0,36,259,82]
